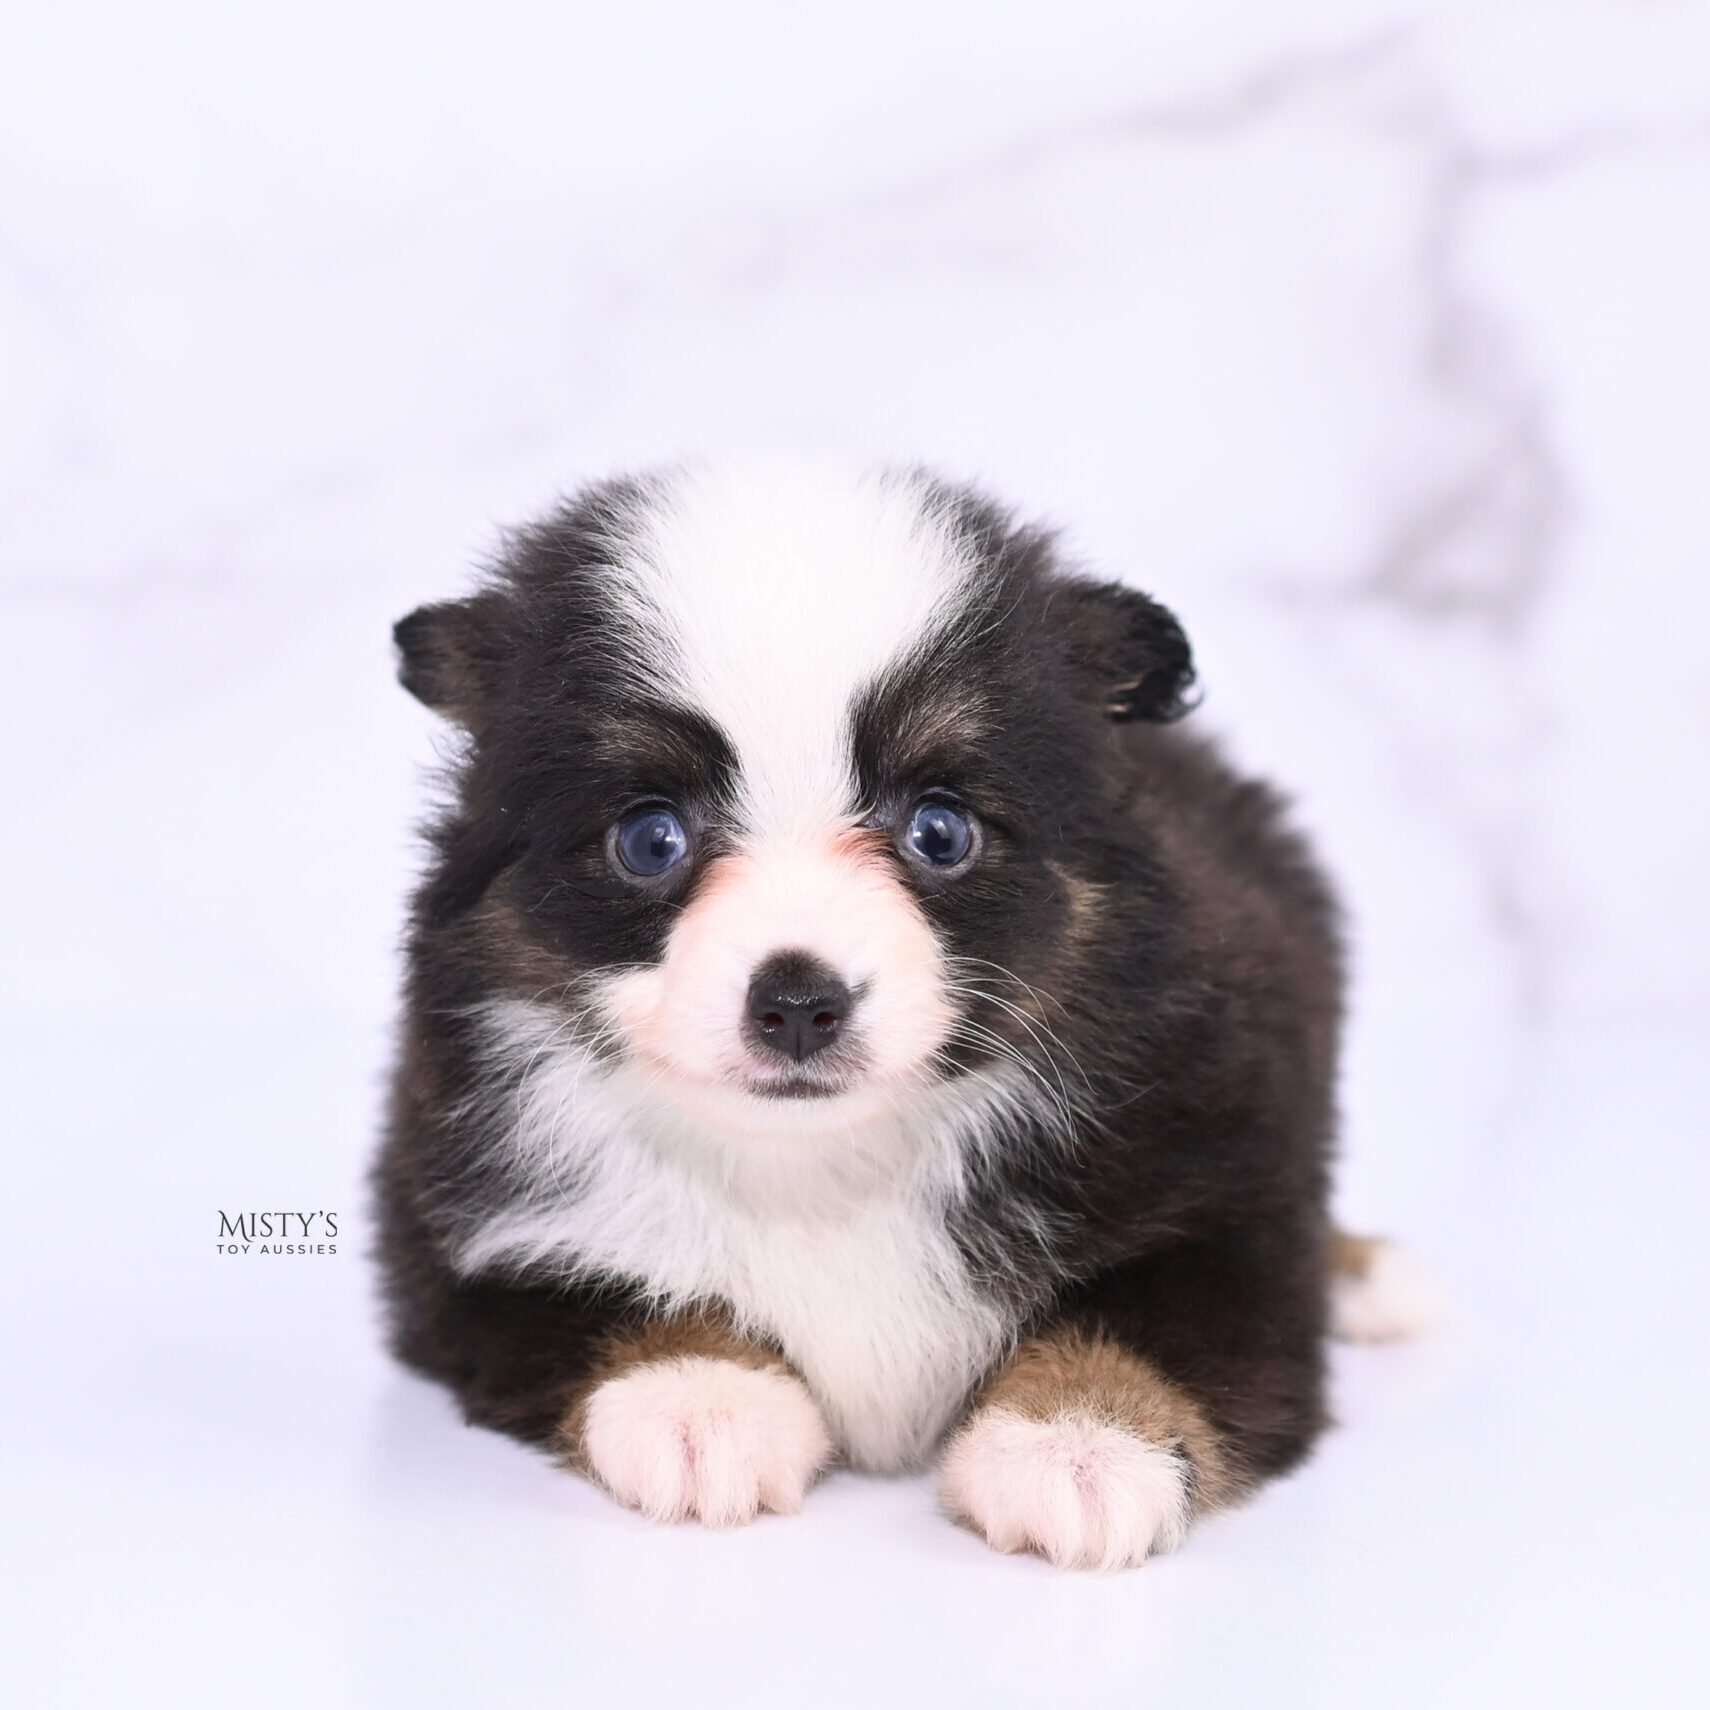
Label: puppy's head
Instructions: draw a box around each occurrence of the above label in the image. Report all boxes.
[399,464,1194,1139]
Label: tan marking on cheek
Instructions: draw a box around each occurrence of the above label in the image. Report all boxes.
[1049,863,1113,959]
[961,863,1106,1045]
[461,895,579,999]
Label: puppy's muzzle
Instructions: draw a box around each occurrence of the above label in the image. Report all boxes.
[746,952,853,1063]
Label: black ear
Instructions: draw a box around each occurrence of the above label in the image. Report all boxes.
[393,592,508,726]
[1052,577,1198,722]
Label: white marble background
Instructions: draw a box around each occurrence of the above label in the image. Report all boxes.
[3,2,1706,1705]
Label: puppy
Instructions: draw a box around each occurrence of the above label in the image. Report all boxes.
[374,461,1427,1569]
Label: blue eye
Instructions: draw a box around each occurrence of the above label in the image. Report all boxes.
[904,801,976,869]
[613,808,688,877]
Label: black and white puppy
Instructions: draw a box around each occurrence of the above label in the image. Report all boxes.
[375,462,1429,1569]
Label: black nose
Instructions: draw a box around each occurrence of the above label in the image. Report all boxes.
[746,953,852,1063]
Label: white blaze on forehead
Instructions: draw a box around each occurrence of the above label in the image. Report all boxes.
[614,463,975,834]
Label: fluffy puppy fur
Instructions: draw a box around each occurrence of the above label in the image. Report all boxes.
[375,462,1407,1570]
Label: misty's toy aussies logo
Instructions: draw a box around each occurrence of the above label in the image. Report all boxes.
[217,1211,339,1255]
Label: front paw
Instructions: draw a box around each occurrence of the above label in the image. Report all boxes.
[578,1356,834,1527]
[939,1406,1191,1571]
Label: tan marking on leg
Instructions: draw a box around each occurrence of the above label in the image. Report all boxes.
[1329,1234,1448,1342]
[963,1328,1237,1508]
[941,1329,1236,1569]
[560,1308,834,1525]
[557,1307,790,1472]
[1329,1229,1383,1282]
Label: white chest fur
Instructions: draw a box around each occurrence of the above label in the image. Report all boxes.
[456,1000,1028,1469]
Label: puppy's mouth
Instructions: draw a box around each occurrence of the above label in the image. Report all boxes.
[738,1066,851,1101]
